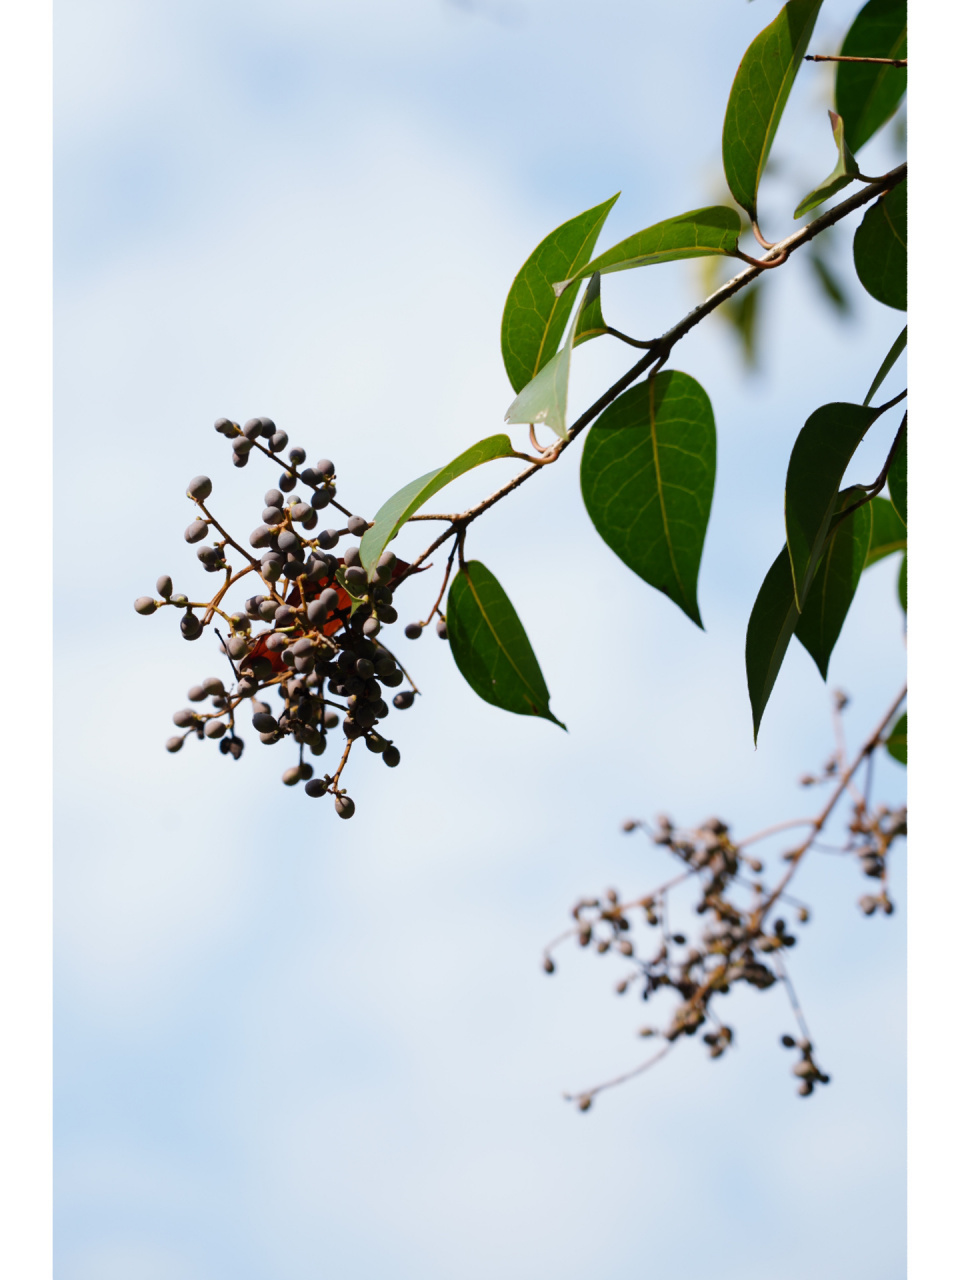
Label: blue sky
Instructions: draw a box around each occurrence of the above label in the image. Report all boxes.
[55,3,907,1277]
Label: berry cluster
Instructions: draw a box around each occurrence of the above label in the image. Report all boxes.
[544,691,905,1110]
[134,416,424,817]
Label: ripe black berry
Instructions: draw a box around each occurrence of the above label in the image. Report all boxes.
[335,795,355,819]
[404,623,422,640]
[393,691,415,710]
[289,446,307,465]
[305,778,328,798]
[382,746,400,768]
[180,612,202,640]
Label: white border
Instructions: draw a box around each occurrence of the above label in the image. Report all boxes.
[908,2,958,1276]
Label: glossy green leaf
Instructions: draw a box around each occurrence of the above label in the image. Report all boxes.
[359,435,519,577]
[836,0,907,154]
[854,181,907,310]
[886,710,907,765]
[746,545,802,741]
[898,552,906,612]
[784,401,881,607]
[501,194,619,393]
[446,560,564,728]
[555,207,742,294]
[863,495,905,567]
[580,370,716,627]
[795,489,873,678]
[794,111,860,219]
[887,422,906,524]
[722,0,825,220]
[573,272,608,346]
[864,325,906,405]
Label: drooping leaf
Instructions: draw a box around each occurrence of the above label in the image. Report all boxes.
[795,488,873,678]
[807,250,851,315]
[580,370,716,627]
[898,552,906,612]
[886,710,907,765]
[503,315,574,442]
[573,272,608,346]
[863,495,905,567]
[784,401,881,607]
[504,278,598,441]
[836,0,907,154]
[887,421,906,524]
[446,560,564,728]
[722,0,825,220]
[555,207,742,294]
[359,435,519,577]
[745,545,802,741]
[501,194,619,393]
[864,325,906,405]
[794,111,861,219]
[853,181,907,310]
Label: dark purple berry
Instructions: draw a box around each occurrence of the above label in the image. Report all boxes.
[202,676,225,696]
[291,503,312,523]
[335,795,355,819]
[278,470,296,492]
[269,430,288,452]
[316,529,339,550]
[393,691,415,710]
[275,605,297,627]
[188,685,207,702]
[318,587,340,611]
[306,600,328,626]
[346,515,369,535]
[311,489,330,510]
[289,446,307,465]
[260,417,277,436]
[316,459,335,477]
[404,623,422,640]
[173,708,197,728]
[305,778,327,798]
[184,519,208,544]
[156,575,173,599]
[181,612,202,640]
[242,418,263,439]
[187,476,213,502]
[382,746,400,768]
[232,451,249,468]
[362,617,380,637]
[252,712,278,733]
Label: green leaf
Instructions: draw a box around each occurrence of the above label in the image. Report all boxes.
[503,315,574,442]
[886,710,907,765]
[863,495,905,567]
[722,0,825,220]
[807,250,851,315]
[794,111,861,219]
[501,194,619,394]
[745,545,802,741]
[864,325,906,405]
[795,488,873,678]
[580,370,716,627]
[784,401,882,607]
[504,278,599,441]
[898,551,906,612]
[887,422,906,524]
[555,207,742,294]
[572,272,608,347]
[836,0,907,154]
[853,181,907,311]
[359,435,519,577]
[446,560,564,728]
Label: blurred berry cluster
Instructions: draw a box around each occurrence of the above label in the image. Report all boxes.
[135,416,423,818]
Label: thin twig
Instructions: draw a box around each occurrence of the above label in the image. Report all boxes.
[805,54,907,67]
[563,1040,676,1105]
